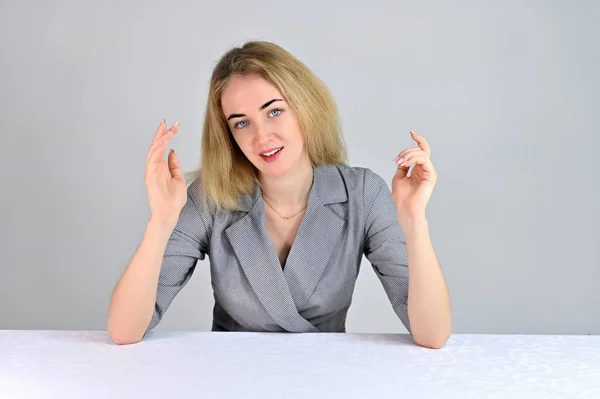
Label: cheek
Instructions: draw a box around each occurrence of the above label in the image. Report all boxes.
[270,116,286,131]
[232,134,252,154]
[275,114,301,140]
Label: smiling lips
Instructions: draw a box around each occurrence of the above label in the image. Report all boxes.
[260,147,283,156]
[260,147,284,162]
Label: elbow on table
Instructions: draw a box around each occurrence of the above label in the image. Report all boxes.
[107,321,145,345]
[412,331,450,349]
[110,332,143,345]
[108,329,144,345]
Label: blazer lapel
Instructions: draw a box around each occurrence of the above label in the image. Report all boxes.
[225,183,318,333]
[283,165,347,310]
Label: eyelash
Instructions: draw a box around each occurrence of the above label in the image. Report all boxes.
[234,108,283,129]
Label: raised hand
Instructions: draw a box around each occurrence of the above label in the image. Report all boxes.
[391,131,438,220]
[144,120,186,227]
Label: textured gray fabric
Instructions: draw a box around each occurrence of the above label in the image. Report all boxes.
[146,164,410,334]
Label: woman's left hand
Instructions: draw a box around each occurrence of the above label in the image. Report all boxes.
[391,131,438,219]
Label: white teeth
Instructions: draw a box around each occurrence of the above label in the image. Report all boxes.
[262,148,281,156]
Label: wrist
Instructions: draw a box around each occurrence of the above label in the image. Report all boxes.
[147,218,177,237]
[397,211,427,228]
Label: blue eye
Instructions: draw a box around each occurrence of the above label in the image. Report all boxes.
[234,120,248,129]
[233,109,282,130]
[269,108,282,117]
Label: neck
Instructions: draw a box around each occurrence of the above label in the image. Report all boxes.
[259,156,314,211]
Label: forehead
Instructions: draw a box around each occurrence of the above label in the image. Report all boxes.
[221,74,284,113]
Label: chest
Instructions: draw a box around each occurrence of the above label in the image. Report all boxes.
[211,199,362,330]
[265,210,306,269]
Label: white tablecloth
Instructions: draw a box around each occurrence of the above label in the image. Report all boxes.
[1,330,599,398]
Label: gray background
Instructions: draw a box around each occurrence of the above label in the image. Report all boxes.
[1,1,598,335]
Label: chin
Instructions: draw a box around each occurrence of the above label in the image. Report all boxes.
[253,156,295,178]
[257,164,291,178]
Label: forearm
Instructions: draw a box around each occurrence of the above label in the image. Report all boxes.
[399,214,451,348]
[107,220,174,344]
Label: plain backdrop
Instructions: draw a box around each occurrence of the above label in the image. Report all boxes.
[1,1,598,335]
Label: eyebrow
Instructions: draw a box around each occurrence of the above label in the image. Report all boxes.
[226,98,284,121]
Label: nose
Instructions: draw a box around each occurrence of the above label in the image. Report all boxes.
[255,120,272,144]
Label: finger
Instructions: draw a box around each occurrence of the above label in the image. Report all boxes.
[147,137,168,166]
[395,166,409,179]
[393,148,422,163]
[152,119,167,143]
[395,149,427,166]
[146,127,179,166]
[400,154,434,173]
[151,121,179,147]
[399,153,427,167]
[147,133,175,167]
[146,140,169,168]
[410,131,431,155]
[391,131,432,162]
[168,149,184,179]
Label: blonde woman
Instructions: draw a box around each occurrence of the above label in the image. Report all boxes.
[107,41,451,348]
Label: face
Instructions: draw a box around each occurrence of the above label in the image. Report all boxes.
[221,74,308,178]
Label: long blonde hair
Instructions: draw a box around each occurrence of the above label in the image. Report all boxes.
[186,40,347,213]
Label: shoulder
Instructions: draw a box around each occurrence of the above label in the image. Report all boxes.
[330,165,392,220]
[317,164,390,218]
[186,177,204,205]
[183,176,216,224]
[326,164,388,193]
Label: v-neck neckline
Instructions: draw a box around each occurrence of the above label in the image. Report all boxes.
[258,173,316,272]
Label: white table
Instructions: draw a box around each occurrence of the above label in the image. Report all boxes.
[1,330,599,398]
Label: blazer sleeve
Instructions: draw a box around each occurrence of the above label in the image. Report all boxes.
[145,180,211,334]
[362,168,411,333]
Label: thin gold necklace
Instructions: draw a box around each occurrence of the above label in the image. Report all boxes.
[260,173,314,220]
[262,196,307,220]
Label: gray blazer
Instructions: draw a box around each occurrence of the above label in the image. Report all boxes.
[145,164,410,334]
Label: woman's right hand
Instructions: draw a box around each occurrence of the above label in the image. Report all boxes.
[144,120,187,228]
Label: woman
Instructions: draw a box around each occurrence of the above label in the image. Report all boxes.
[107,41,451,348]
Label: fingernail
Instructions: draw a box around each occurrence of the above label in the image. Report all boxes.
[393,156,399,162]
[174,121,180,127]
[397,158,404,165]
[162,118,166,124]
